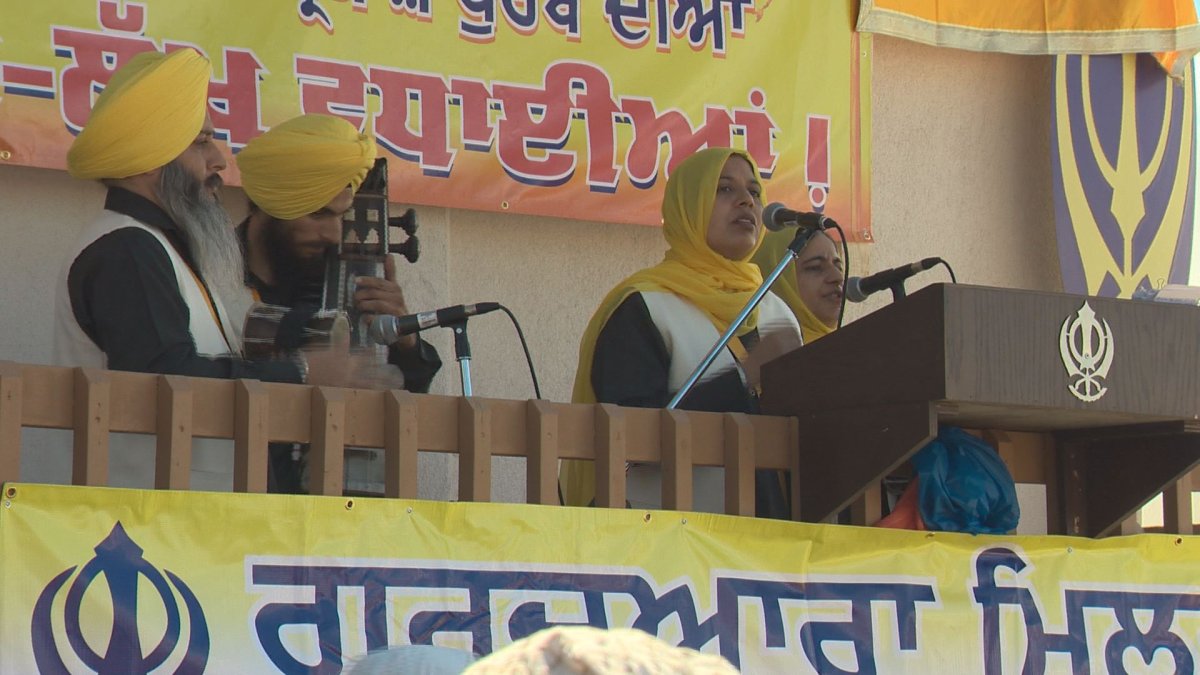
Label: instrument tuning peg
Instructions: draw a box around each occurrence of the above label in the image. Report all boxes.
[388,208,418,236]
[389,235,420,263]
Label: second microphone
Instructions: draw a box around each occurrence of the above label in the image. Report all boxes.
[369,302,501,344]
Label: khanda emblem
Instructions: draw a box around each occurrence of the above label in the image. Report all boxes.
[1059,301,1114,402]
[31,523,209,674]
[1052,53,1195,297]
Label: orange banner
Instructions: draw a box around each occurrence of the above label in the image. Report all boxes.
[0,0,872,235]
[858,0,1200,75]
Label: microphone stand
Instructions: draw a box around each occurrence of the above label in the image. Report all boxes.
[666,226,823,410]
[447,319,474,397]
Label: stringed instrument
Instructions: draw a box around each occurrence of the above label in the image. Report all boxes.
[241,157,420,358]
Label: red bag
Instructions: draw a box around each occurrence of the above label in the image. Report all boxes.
[875,478,926,530]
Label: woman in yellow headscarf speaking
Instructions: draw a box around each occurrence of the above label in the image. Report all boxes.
[562,147,802,517]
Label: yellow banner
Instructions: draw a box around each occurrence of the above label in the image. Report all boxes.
[2,483,1199,673]
[0,0,871,235]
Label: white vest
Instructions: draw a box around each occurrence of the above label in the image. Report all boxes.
[639,290,801,394]
[626,290,801,514]
[53,211,238,491]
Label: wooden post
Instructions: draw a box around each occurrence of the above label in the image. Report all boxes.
[458,398,491,502]
[0,363,23,487]
[234,379,269,493]
[384,390,420,499]
[850,486,883,526]
[595,404,626,509]
[661,409,693,512]
[155,375,193,490]
[309,387,346,496]
[73,368,110,486]
[1163,471,1195,535]
[723,413,756,517]
[526,400,560,506]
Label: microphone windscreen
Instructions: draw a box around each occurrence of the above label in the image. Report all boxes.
[761,203,790,231]
[844,277,869,303]
[368,315,399,345]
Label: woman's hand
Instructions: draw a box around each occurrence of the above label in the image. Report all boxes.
[741,329,803,392]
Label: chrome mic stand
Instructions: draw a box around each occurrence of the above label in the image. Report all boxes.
[666,224,829,410]
[447,319,474,396]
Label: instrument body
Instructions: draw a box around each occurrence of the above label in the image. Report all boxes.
[322,157,419,348]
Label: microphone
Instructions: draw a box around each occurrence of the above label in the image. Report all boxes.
[844,258,941,303]
[368,302,502,344]
[762,202,835,232]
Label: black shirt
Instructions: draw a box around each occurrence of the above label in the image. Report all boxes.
[67,188,301,383]
[591,293,759,413]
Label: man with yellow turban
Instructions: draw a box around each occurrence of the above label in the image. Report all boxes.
[55,47,319,382]
[236,114,441,493]
[54,51,401,493]
[53,49,311,490]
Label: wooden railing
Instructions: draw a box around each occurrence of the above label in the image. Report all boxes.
[2,360,1194,533]
[0,362,798,518]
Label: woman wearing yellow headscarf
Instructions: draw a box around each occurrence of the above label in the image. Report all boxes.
[562,147,801,516]
[750,228,845,344]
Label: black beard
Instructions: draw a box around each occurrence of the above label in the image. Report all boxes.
[261,217,329,291]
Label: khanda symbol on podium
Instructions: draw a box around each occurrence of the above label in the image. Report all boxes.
[1054,53,1195,297]
[1059,301,1114,403]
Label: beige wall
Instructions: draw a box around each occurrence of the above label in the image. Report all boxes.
[0,36,1061,504]
[850,36,1060,322]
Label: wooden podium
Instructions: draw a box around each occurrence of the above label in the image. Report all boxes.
[760,283,1200,537]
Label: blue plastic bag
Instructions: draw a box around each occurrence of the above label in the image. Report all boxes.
[911,427,1020,534]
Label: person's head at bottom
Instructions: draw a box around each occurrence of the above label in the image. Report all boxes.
[345,644,475,675]
[464,626,740,674]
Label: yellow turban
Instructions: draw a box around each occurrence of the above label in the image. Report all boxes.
[752,228,838,344]
[67,49,212,180]
[237,114,377,220]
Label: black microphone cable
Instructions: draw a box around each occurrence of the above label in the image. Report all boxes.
[827,221,850,330]
[498,303,542,400]
[939,259,958,284]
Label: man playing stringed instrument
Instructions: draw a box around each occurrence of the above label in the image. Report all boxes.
[235,114,442,492]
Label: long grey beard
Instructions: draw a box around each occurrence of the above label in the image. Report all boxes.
[158,160,247,352]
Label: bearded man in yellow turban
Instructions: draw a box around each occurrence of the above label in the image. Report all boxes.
[235,114,442,493]
[52,49,319,490]
[55,48,301,383]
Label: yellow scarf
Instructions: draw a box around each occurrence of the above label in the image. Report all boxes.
[67,49,211,180]
[750,228,838,344]
[236,114,377,220]
[571,147,768,404]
